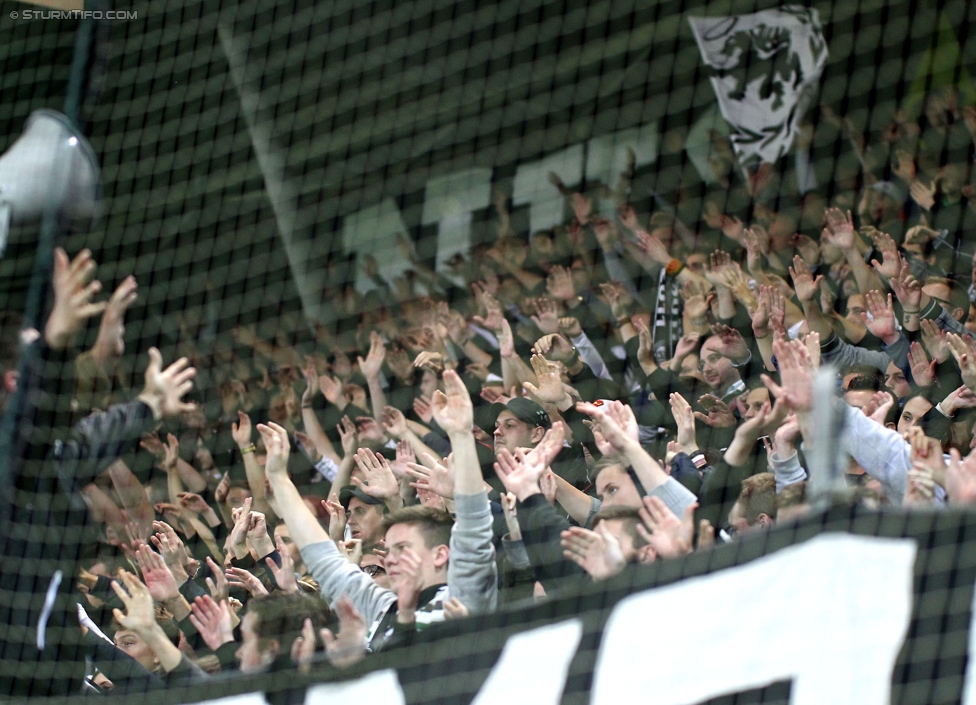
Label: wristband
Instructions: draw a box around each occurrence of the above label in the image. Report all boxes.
[665,258,685,277]
[240,444,256,455]
[301,403,313,409]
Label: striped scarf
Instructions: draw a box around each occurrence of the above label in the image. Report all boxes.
[651,268,682,364]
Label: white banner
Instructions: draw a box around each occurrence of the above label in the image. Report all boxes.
[689,6,828,167]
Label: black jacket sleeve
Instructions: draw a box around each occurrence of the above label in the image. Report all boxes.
[517,494,586,593]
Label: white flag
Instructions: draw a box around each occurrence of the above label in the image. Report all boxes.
[689,6,828,167]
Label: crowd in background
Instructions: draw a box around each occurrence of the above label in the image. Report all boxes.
[6,86,976,695]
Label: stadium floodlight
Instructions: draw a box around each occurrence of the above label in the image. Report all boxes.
[0,109,100,258]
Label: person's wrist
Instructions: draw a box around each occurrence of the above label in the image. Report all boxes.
[938,400,956,417]
[252,537,275,559]
[137,392,164,421]
[881,331,900,346]
[514,485,541,503]
[239,443,256,454]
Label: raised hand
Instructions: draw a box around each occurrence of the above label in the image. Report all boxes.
[110,570,158,638]
[669,393,698,452]
[381,406,409,439]
[177,492,211,516]
[522,354,569,405]
[394,547,427,623]
[412,395,433,424]
[634,229,671,266]
[229,497,253,558]
[709,323,749,363]
[636,497,695,559]
[946,333,976,392]
[497,317,516,360]
[301,358,319,404]
[869,230,902,280]
[577,400,639,451]
[352,449,400,501]
[266,535,299,594]
[861,391,895,426]
[789,255,823,303]
[337,416,358,457]
[92,275,138,362]
[384,441,413,483]
[861,290,898,343]
[889,262,923,312]
[694,395,736,428]
[225,566,269,597]
[599,281,634,320]
[672,333,702,364]
[256,422,291,477]
[430,369,474,435]
[946,448,976,505]
[920,319,951,363]
[357,331,387,380]
[319,374,344,408]
[444,597,470,620]
[321,493,347,543]
[135,545,180,602]
[161,433,180,473]
[704,250,733,288]
[137,348,197,420]
[45,248,107,349]
[151,520,193,577]
[413,351,445,375]
[560,524,627,581]
[822,208,856,251]
[908,342,937,387]
[761,338,816,413]
[533,333,574,362]
[472,291,505,332]
[189,595,235,651]
[494,446,548,501]
[406,453,455,499]
[321,596,367,668]
[530,296,561,334]
[547,265,578,301]
[909,179,936,211]
[205,556,229,603]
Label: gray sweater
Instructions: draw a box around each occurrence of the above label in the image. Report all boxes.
[300,490,497,651]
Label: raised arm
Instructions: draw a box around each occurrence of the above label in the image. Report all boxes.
[231,410,274,518]
[258,421,395,621]
[430,369,498,614]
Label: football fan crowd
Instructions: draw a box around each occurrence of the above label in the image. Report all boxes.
[4,88,976,696]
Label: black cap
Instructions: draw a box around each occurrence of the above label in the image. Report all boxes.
[338,485,384,509]
[489,397,552,431]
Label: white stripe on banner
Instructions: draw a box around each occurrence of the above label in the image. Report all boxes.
[192,693,270,705]
[471,619,583,705]
[962,572,976,704]
[305,669,406,705]
[591,534,916,705]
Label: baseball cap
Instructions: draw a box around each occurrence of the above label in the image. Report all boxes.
[338,485,384,509]
[489,397,552,430]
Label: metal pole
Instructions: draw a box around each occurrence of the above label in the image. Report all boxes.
[807,365,850,509]
[0,8,97,515]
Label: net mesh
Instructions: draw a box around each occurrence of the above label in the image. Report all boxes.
[1,0,976,702]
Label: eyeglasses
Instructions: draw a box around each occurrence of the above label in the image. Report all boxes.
[697,352,723,372]
[362,564,386,577]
